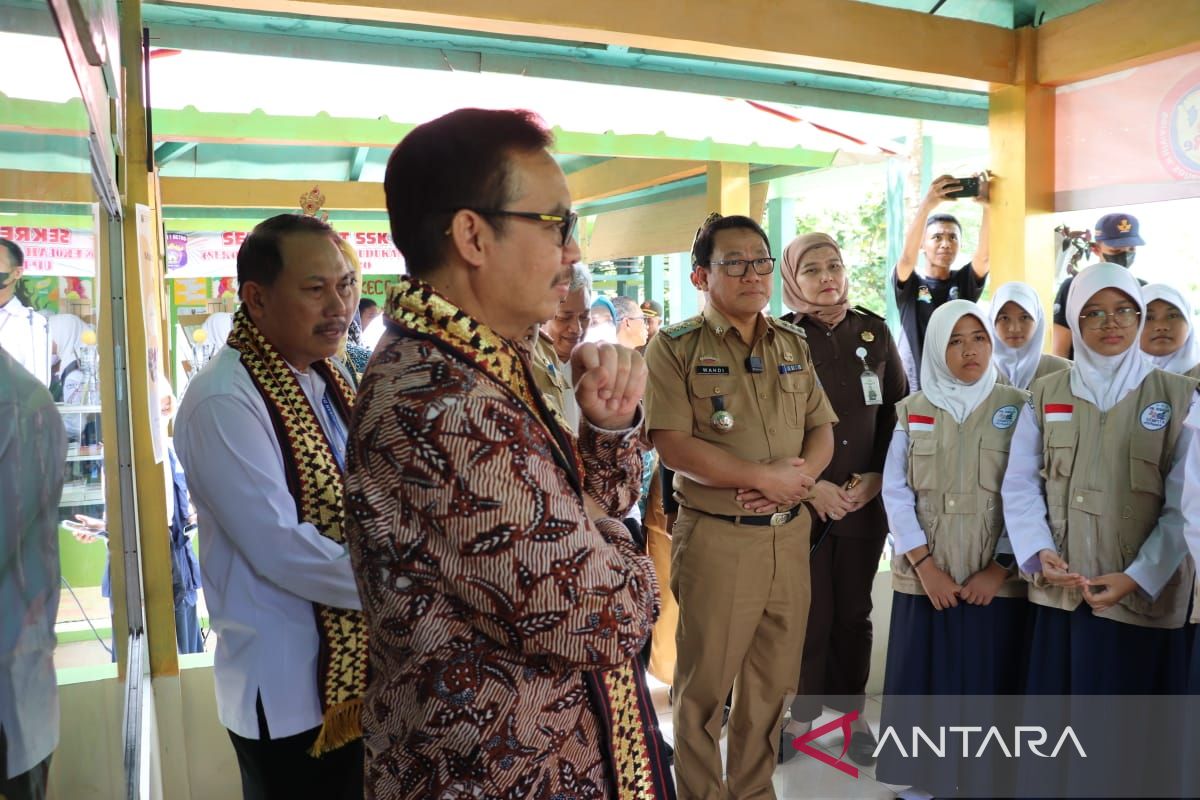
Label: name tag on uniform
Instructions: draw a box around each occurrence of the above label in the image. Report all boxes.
[861,371,882,406]
[695,365,730,375]
[908,414,935,433]
[1045,403,1074,423]
[778,363,806,374]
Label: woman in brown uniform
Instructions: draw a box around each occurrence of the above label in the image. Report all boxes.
[774,232,907,765]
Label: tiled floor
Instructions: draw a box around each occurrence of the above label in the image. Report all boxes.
[649,676,902,799]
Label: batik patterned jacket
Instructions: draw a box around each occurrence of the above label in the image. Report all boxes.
[344,282,661,800]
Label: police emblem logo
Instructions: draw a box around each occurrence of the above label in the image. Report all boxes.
[1140,401,1171,431]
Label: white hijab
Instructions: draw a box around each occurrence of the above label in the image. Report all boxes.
[1067,262,1152,411]
[920,299,998,423]
[47,313,88,368]
[1140,283,1200,375]
[201,312,234,347]
[990,282,1046,390]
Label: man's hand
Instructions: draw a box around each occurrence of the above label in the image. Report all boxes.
[960,562,1009,606]
[749,457,814,507]
[71,513,107,544]
[921,174,962,211]
[1038,549,1088,588]
[1083,573,1137,613]
[974,170,992,204]
[571,342,646,430]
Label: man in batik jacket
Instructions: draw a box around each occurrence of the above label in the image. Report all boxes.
[344,108,672,800]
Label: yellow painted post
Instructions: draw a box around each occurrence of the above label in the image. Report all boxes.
[705,162,750,219]
[119,0,178,679]
[988,27,1056,323]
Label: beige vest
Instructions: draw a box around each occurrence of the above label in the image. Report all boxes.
[1030,368,1196,628]
[891,386,1030,598]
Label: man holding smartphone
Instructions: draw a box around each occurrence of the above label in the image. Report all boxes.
[892,173,991,390]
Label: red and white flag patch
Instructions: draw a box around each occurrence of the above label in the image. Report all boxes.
[1045,403,1074,423]
[908,414,935,433]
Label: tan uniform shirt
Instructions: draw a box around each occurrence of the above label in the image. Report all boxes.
[644,305,838,517]
[890,387,1029,597]
[529,331,575,431]
[1031,368,1196,628]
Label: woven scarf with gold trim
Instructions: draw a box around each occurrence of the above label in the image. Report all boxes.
[384,275,674,800]
[227,306,368,756]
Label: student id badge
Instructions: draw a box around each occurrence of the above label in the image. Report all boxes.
[857,347,882,406]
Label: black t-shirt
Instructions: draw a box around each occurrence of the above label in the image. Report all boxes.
[893,264,985,390]
[1052,272,1146,360]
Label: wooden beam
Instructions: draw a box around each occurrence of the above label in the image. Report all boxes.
[163,0,1015,89]
[0,169,94,203]
[159,176,386,209]
[989,29,1056,314]
[567,158,704,204]
[706,162,750,218]
[1037,0,1200,86]
[348,146,369,181]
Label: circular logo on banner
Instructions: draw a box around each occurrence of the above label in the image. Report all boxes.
[1140,401,1172,431]
[1157,67,1200,180]
[992,405,1019,430]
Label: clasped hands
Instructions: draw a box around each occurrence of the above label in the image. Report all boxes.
[1037,549,1137,613]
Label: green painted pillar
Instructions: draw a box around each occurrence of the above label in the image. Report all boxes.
[767,195,795,318]
[669,252,699,321]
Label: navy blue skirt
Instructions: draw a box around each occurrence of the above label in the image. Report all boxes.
[1024,603,1189,695]
[876,592,1029,795]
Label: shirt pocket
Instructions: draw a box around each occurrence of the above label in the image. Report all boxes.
[1128,432,1165,499]
[907,435,939,492]
[689,375,734,434]
[778,371,814,429]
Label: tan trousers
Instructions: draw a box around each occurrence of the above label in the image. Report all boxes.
[670,507,811,800]
[644,473,678,685]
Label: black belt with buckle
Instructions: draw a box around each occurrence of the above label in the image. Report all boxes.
[702,505,802,527]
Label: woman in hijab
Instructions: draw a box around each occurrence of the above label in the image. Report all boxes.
[47,312,89,403]
[1140,283,1200,380]
[773,232,906,766]
[989,281,1071,389]
[876,300,1029,797]
[1002,263,1197,697]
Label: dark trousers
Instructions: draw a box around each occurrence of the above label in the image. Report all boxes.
[0,729,52,800]
[227,695,363,800]
[789,532,885,722]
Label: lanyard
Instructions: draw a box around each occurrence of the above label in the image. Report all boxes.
[319,389,348,471]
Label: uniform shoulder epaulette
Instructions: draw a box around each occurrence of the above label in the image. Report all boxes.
[661,316,702,338]
[851,305,886,321]
[538,329,554,344]
[771,317,807,338]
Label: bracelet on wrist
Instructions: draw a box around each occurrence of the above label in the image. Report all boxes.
[910,551,933,572]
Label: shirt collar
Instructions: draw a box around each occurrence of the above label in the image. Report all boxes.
[701,304,772,342]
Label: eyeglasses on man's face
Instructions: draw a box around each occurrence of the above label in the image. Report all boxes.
[458,208,579,247]
[708,257,776,277]
[1078,306,1140,331]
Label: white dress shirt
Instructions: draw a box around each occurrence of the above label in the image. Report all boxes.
[0,349,66,777]
[1001,395,1198,597]
[174,345,361,740]
[0,297,51,386]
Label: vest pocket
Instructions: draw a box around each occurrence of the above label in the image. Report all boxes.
[779,371,813,429]
[1128,434,1165,498]
[1042,423,1077,480]
[978,440,1010,493]
[907,435,939,491]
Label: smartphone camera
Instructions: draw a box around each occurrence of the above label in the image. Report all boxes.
[946,176,980,199]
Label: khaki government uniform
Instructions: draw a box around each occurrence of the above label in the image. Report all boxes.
[530,331,574,430]
[891,387,1030,597]
[1030,368,1196,628]
[644,305,838,800]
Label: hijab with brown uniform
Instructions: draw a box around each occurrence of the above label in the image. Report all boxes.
[780,233,851,326]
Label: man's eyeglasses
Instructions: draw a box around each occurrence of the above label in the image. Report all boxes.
[709,257,776,277]
[1078,307,1140,331]
[459,208,579,247]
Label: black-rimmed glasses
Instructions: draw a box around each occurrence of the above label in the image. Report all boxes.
[710,257,776,277]
[460,208,579,247]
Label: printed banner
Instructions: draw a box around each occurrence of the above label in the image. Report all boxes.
[165,230,405,277]
[1056,50,1200,209]
[0,225,97,276]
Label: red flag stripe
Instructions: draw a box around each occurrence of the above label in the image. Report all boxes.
[908,414,936,424]
[1045,404,1074,413]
